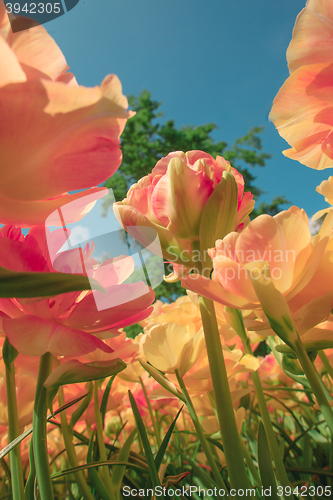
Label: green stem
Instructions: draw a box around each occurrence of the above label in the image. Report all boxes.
[5,363,25,500]
[239,439,262,489]
[318,351,333,382]
[139,376,161,448]
[24,440,35,499]
[293,337,333,435]
[229,308,291,490]
[327,434,333,487]
[175,370,228,494]
[198,295,251,493]
[57,387,95,500]
[94,381,114,493]
[254,374,291,486]
[32,352,54,500]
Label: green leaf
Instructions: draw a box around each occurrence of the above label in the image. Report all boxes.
[199,171,238,268]
[70,383,93,433]
[128,391,161,491]
[87,430,111,500]
[155,406,183,471]
[0,266,104,298]
[45,359,126,415]
[258,422,279,500]
[100,376,116,427]
[2,338,18,370]
[110,428,137,498]
[145,407,183,492]
[51,460,147,479]
[282,355,304,376]
[139,360,185,402]
[267,338,311,390]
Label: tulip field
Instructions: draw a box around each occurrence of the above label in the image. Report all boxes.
[3,1,333,499]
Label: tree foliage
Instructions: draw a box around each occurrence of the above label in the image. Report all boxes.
[103,90,288,308]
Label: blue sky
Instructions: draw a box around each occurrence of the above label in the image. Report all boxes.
[47,0,331,219]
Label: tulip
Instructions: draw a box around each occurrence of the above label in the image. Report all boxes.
[141,322,205,377]
[182,206,332,311]
[0,225,155,356]
[313,176,333,220]
[0,8,133,226]
[270,0,333,170]
[114,151,254,275]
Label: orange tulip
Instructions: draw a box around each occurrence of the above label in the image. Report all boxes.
[270,0,333,169]
[0,8,132,225]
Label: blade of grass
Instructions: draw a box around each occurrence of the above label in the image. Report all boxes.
[128,391,161,492]
[51,461,147,479]
[257,422,280,500]
[86,431,111,500]
[110,428,137,499]
[100,376,116,427]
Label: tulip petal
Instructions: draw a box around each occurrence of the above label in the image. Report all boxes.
[63,283,155,332]
[6,19,70,81]
[152,157,213,240]
[181,273,255,309]
[0,78,130,202]
[287,0,333,73]
[236,209,312,294]
[244,261,297,346]
[2,316,113,356]
[0,35,26,86]
[0,187,107,227]
[199,171,238,259]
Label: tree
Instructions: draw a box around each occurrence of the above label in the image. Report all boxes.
[103,90,288,309]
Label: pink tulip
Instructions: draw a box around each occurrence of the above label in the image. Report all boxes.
[0,226,155,356]
[270,0,333,169]
[114,151,254,273]
[0,8,133,225]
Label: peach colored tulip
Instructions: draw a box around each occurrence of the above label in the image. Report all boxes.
[142,322,205,377]
[0,10,132,225]
[313,176,333,220]
[0,226,155,356]
[140,294,202,333]
[114,151,254,273]
[270,0,333,169]
[182,206,332,311]
[290,232,333,318]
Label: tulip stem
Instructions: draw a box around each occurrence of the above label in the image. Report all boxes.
[5,362,25,500]
[139,376,161,448]
[293,336,333,436]
[198,295,252,494]
[33,352,54,500]
[239,438,262,489]
[24,438,36,499]
[57,387,95,500]
[227,308,291,491]
[318,351,333,381]
[175,369,228,493]
[94,381,114,492]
